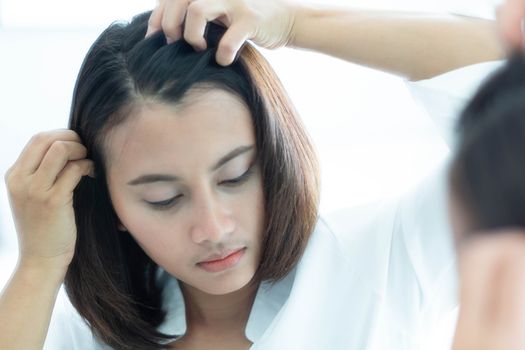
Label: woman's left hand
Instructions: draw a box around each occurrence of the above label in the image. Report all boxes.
[145,0,298,66]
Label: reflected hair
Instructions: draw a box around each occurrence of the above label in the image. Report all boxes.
[449,53,525,235]
[65,11,319,350]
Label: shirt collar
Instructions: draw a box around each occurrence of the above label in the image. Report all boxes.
[156,272,187,339]
[245,267,296,342]
[155,264,296,344]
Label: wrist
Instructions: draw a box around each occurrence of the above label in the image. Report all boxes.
[286,3,342,50]
[17,257,69,285]
[287,3,314,49]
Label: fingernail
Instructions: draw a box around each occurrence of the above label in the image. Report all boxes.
[166,36,174,45]
[145,26,152,38]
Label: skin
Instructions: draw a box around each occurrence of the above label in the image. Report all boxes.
[448,189,525,350]
[497,0,525,49]
[104,89,265,346]
[453,231,525,350]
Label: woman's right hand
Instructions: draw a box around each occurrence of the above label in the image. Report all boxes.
[4,129,94,274]
[145,0,299,66]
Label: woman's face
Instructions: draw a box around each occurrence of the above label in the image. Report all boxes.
[105,89,265,295]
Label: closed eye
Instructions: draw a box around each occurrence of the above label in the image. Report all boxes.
[147,194,183,210]
[219,165,254,186]
[147,164,256,211]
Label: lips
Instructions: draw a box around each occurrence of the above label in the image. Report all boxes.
[197,248,246,273]
[198,248,245,264]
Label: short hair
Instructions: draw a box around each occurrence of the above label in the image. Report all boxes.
[65,11,319,349]
[449,53,525,235]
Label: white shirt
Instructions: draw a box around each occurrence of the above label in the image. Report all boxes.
[154,259,297,344]
[43,60,504,350]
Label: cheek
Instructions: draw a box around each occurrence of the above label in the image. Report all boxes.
[128,220,190,271]
[236,176,265,239]
[133,218,186,260]
[109,190,188,266]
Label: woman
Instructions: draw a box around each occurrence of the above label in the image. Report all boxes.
[0,1,504,349]
[62,15,318,350]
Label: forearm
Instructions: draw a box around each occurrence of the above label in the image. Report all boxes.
[289,5,505,81]
[0,262,65,350]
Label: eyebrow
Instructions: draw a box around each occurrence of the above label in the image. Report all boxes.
[127,145,255,186]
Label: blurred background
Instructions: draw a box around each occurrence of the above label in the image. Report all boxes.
[0,0,501,345]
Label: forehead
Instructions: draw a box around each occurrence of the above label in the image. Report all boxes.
[104,89,255,175]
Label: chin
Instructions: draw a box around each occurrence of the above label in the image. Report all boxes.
[195,267,257,296]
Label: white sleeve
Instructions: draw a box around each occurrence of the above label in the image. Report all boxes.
[397,160,457,310]
[405,60,504,148]
[399,59,506,347]
[43,285,101,350]
[322,172,458,349]
[399,59,506,310]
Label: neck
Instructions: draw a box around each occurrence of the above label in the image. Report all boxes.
[179,279,259,335]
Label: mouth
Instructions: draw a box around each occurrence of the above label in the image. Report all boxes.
[196,247,246,273]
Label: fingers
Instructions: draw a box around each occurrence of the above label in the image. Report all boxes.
[180,0,226,50]
[162,0,188,44]
[183,1,218,50]
[53,159,94,199]
[215,20,252,66]
[6,129,95,199]
[33,140,90,191]
[146,0,168,38]
[147,0,220,49]
[11,129,81,176]
[145,0,252,64]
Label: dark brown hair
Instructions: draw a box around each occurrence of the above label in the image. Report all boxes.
[449,53,525,236]
[65,11,319,350]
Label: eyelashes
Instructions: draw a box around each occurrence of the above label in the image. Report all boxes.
[147,194,183,209]
[219,166,254,186]
[146,165,256,211]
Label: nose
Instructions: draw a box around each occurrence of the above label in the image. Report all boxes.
[189,189,236,244]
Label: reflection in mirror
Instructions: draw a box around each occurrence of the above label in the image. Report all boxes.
[448,53,525,350]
